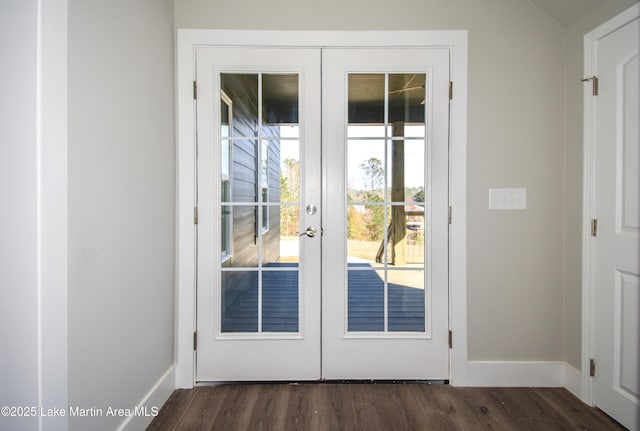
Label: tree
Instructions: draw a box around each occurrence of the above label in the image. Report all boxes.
[363,192,384,241]
[358,158,385,242]
[413,187,425,203]
[359,157,384,193]
[280,158,299,236]
[347,206,367,240]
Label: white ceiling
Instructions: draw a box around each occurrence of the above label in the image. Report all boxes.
[528,0,609,27]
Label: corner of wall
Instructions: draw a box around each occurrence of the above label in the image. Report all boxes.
[117,366,176,431]
[40,0,70,427]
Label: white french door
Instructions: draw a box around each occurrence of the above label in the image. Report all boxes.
[322,48,450,379]
[195,47,322,380]
[195,45,450,381]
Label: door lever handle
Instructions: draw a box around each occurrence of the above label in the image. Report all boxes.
[297,227,317,238]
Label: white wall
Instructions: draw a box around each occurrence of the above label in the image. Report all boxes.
[562,0,639,370]
[0,2,40,430]
[2,1,68,429]
[175,0,567,361]
[68,0,176,429]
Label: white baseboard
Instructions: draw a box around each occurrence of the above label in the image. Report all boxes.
[562,363,582,399]
[117,365,176,431]
[454,361,583,391]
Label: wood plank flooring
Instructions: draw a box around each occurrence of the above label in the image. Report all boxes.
[147,383,625,431]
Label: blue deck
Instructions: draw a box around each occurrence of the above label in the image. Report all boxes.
[221,263,425,333]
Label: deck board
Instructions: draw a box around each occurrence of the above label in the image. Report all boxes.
[221,263,425,333]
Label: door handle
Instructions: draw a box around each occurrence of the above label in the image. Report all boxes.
[297,227,317,238]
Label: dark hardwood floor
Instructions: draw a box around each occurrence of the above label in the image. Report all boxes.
[147,383,625,430]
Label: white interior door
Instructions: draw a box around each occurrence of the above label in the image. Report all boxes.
[322,48,450,379]
[591,13,640,430]
[195,47,322,381]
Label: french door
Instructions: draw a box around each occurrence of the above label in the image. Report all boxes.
[195,46,450,381]
[322,48,450,379]
[195,47,322,380]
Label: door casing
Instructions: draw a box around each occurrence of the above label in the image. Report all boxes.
[175,30,469,387]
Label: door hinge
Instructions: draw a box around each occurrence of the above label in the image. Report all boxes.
[589,358,596,377]
[449,81,453,100]
[581,76,598,96]
[194,207,199,225]
[448,330,453,349]
[193,81,197,100]
[448,206,452,225]
[591,219,598,237]
[193,331,197,350]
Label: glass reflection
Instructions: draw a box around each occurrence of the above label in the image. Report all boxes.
[221,74,257,138]
[348,124,386,138]
[221,271,258,332]
[278,139,300,203]
[348,268,385,331]
[262,271,299,332]
[262,74,299,135]
[387,270,425,332]
[385,205,425,266]
[386,138,425,202]
[345,72,429,334]
[218,72,303,335]
[262,205,299,265]
[222,205,258,268]
[347,204,385,265]
[388,73,426,124]
[349,74,384,124]
[347,139,385,203]
[404,125,426,138]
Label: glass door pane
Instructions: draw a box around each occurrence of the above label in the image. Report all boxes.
[219,72,302,333]
[346,73,427,333]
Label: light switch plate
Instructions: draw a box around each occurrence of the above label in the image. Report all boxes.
[489,188,527,210]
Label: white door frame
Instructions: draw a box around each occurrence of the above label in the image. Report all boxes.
[581,3,640,404]
[175,30,468,387]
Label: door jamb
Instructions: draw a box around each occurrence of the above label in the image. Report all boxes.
[175,30,468,387]
[581,3,640,405]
